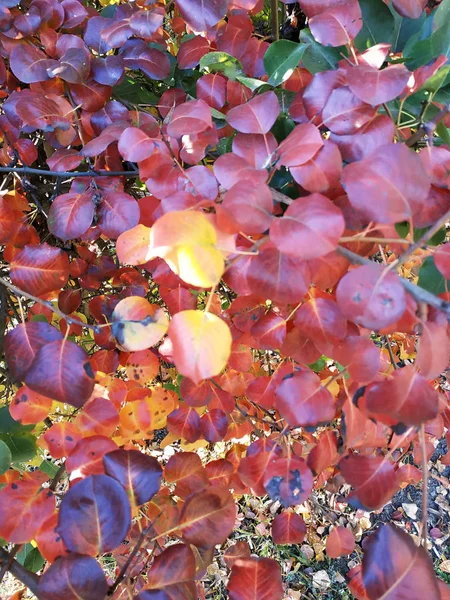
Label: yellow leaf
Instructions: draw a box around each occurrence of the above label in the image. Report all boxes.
[169,310,232,384]
[149,211,225,288]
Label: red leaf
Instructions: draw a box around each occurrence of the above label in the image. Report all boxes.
[251,311,287,350]
[434,244,450,279]
[130,7,164,38]
[326,526,355,558]
[66,436,118,477]
[226,91,280,135]
[180,487,236,549]
[342,143,430,224]
[270,194,344,260]
[43,422,83,460]
[362,524,440,598]
[178,35,210,69]
[232,133,277,169]
[294,297,346,349]
[227,557,284,600]
[200,409,228,442]
[339,454,399,510]
[11,243,69,296]
[48,192,95,241]
[9,43,54,83]
[309,2,362,47]
[219,181,273,235]
[322,87,378,134]
[277,122,324,167]
[332,336,381,384]
[74,397,119,438]
[57,474,131,556]
[118,127,155,162]
[4,321,63,382]
[167,99,212,138]
[97,191,140,239]
[167,405,201,443]
[275,369,336,429]
[416,320,450,380]
[196,73,227,109]
[103,448,162,507]
[391,0,427,18]
[336,264,406,330]
[290,140,343,193]
[224,542,251,569]
[0,197,16,244]
[24,338,95,407]
[38,555,108,600]
[364,365,439,427]
[123,45,171,80]
[272,511,307,545]
[307,430,339,476]
[10,385,52,425]
[0,478,55,543]
[144,544,196,592]
[346,64,410,106]
[264,456,313,507]
[47,149,82,172]
[246,245,310,304]
[164,452,209,498]
[330,115,395,163]
[176,0,229,32]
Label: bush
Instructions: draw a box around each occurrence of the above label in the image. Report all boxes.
[0,0,449,598]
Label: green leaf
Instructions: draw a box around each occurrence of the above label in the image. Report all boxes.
[17,544,45,573]
[39,459,60,478]
[417,256,450,295]
[390,9,427,53]
[263,40,306,87]
[404,23,450,70]
[271,112,295,144]
[300,29,343,74]
[395,222,446,246]
[434,0,450,32]
[308,356,327,373]
[355,0,395,50]
[0,407,34,434]
[436,121,450,146]
[0,440,12,475]
[0,433,37,464]
[235,74,269,92]
[200,52,243,80]
[215,136,233,156]
[113,76,159,106]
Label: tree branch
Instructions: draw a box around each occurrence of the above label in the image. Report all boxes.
[405,103,450,147]
[336,246,450,320]
[0,548,42,599]
[0,277,102,333]
[0,166,140,179]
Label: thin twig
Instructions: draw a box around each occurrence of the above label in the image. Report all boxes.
[108,525,152,596]
[271,0,279,41]
[0,276,102,333]
[419,424,429,547]
[383,335,398,370]
[388,207,450,270]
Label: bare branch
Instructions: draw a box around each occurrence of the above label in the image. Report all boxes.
[0,548,42,599]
